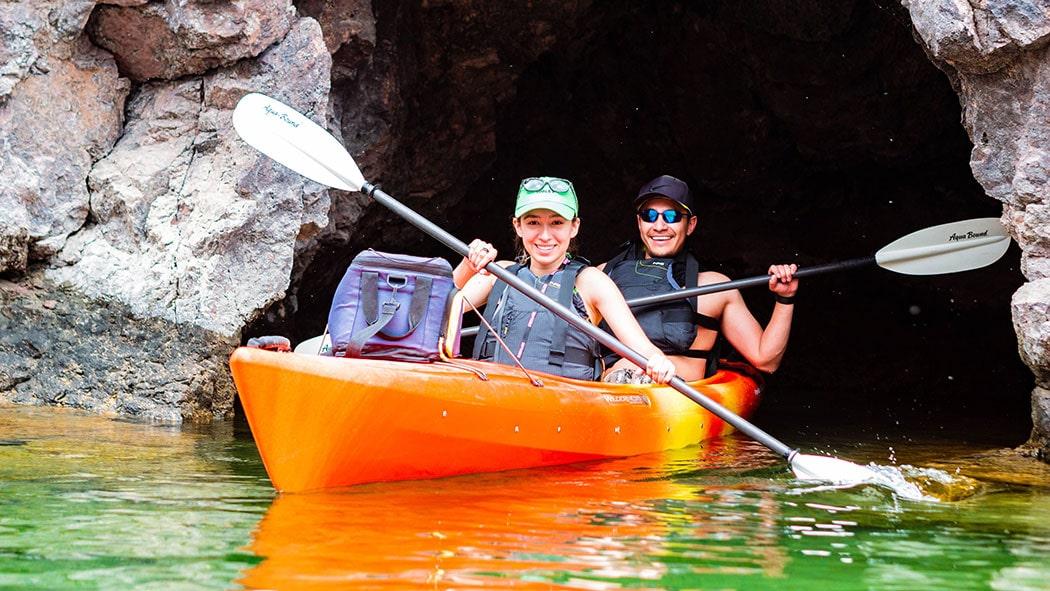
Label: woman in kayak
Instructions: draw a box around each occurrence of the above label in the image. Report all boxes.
[454,176,677,384]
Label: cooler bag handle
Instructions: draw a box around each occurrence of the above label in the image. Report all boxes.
[347,272,433,357]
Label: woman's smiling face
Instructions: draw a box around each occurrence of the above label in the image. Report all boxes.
[513,209,580,273]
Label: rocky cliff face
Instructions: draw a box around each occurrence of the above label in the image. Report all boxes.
[1,1,332,420]
[903,0,1050,459]
[0,0,1045,446]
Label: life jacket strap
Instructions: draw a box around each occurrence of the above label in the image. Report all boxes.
[471,263,524,360]
[548,260,585,367]
[462,290,544,386]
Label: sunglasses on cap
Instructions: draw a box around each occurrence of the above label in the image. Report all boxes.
[637,208,690,224]
[520,177,573,193]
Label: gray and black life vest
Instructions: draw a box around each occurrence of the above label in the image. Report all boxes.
[601,243,721,376]
[472,260,601,381]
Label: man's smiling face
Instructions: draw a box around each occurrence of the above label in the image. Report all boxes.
[636,197,697,258]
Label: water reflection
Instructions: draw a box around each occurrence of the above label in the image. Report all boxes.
[239,439,788,589]
[0,405,272,590]
[4,405,1050,590]
[241,435,1050,591]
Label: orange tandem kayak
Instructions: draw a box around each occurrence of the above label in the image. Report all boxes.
[230,347,763,492]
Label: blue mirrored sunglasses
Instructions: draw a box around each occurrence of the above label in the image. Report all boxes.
[638,208,689,224]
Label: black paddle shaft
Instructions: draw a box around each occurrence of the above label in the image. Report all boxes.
[626,256,877,308]
[460,256,877,338]
[361,182,797,460]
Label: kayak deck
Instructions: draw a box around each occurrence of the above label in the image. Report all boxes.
[231,347,762,492]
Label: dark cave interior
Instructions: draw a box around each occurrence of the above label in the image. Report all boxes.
[251,0,1033,442]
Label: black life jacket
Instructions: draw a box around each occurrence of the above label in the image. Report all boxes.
[472,259,601,381]
[601,243,721,376]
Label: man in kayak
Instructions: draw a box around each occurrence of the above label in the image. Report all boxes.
[454,176,678,384]
[599,175,799,383]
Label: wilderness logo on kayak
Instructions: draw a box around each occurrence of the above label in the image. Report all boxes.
[948,230,990,242]
[263,104,300,128]
[599,393,651,406]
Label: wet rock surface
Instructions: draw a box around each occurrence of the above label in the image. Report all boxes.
[0,272,236,422]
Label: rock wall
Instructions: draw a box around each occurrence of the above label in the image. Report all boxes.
[0,1,128,265]
[0,272,235,422]
[0,1,338,421]
[903,0,1050,458]
[49,16,333,336]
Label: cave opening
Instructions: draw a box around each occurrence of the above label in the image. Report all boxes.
[254,0,1032,442]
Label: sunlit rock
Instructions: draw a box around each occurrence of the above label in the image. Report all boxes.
[87,0,296,81]
[1013,280,1050,462]
[49,17,333,337]
[0,2,128,273]
[1006,202,1050,280]
[903,0,1050,74]
[1012,279,1050,385]
[0,3,40,99]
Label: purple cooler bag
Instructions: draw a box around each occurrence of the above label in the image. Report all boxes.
[328,250,455,361]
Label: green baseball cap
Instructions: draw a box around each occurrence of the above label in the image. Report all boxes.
[514,177,578,219]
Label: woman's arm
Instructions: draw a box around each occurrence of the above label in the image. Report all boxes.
[578,268,676,383]
[452,239,504,314]
[456,263,513,316]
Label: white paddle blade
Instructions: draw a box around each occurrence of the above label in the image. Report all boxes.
[789,453,880,484]
[293,334,331,355]
[232,93,366,192]
[875,217,1010,275]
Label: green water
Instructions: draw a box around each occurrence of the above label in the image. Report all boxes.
[2,404,1049,590]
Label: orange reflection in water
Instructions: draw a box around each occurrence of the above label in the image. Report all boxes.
[240,437,786,590]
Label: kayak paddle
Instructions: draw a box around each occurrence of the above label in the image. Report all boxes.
[456,217,1010,338]
[626,217,1009,308]
[231,92,885,487]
